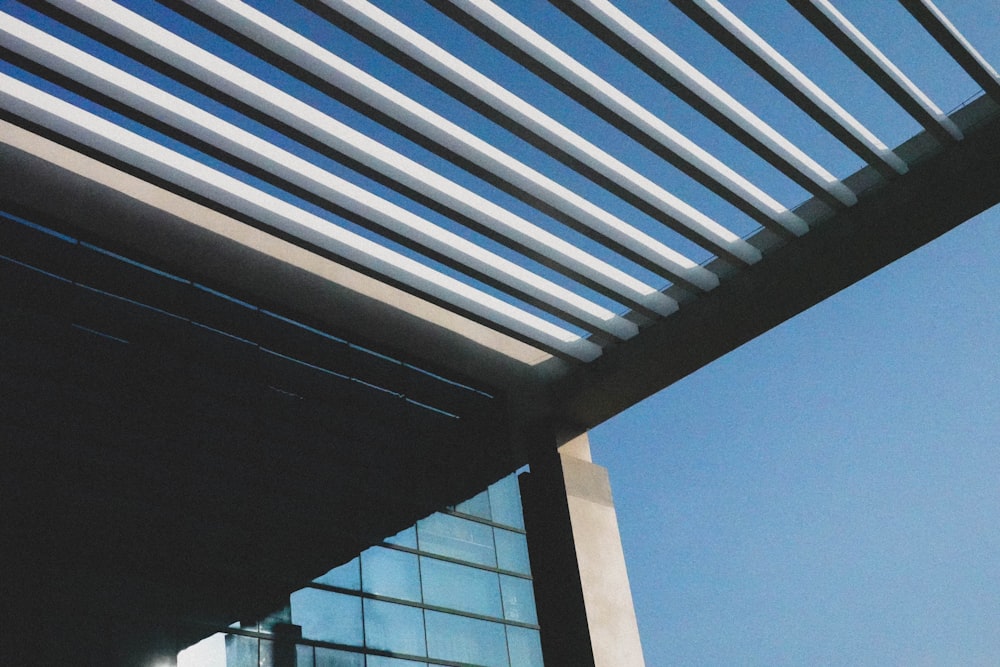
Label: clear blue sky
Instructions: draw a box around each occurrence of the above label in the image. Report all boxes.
[592,206,1000,665]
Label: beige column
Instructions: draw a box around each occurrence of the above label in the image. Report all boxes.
[520,431,645,667]
[559,433,645,667]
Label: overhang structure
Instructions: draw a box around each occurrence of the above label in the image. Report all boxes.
[2,0,1000,664]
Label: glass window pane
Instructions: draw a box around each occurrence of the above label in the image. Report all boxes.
[384,525,417,549]
[499,574,538,624]
[314,557,360,590]
[313,646,364,667]
[453,488,492,520]
[259,639,279,667]
[363,598,426,657]
[361,546,421,602]
[295,644,313,667]
[488,474,525,530]
[421,556,502,619]
[425,610,509,667]
[494,528,531,574]
[224,634,256,667]
[366,657,428,667]
[506,625,544,667]
[290,588,363,647]
[417,513,496,567]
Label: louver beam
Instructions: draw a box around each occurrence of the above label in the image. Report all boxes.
[5,0,995,381]
[304,0,764,268]
[425,0,809,238]
[169,0,723,293]
[551,0,858,211]
[0,13,638,343]
[37,0,678,321]
[0,74,605,361]
[670,0,908,179]
[788,0,963,145]
[899,0,1000,105]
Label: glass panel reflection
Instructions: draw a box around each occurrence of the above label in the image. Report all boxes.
[366,657,429,667]
[494,528,531,574]
[361,546,421,602]
[384,525,418,549]
[314,557,360,590]
[421,556,502,618]
[193,473,540,666]
[290,588,363,646]
[258,639,278,667]
[224,634,256,667]
[453,488,491,520]
[363,598,426,657]
[488,475,525,530]
[417,513,496,567]
[499,574,537,624]
[314,646,365,667]
[425,610,509,667]
[506,625,544,667]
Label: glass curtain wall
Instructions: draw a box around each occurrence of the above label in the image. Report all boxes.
[178,473,542,667]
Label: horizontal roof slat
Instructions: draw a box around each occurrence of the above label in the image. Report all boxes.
[670,0,908,179]
[552,0,858,210]
[0,12,640,341]
[36,0,676,319]
[787,0,963,145]
[431,0,808,238]
[175,0,720,293]
[899,0,1000,106]
[0,73,604,361]
[308,0,761,268]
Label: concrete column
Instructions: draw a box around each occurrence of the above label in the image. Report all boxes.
[521,432,645,667]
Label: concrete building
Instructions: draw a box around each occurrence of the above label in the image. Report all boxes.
[2,1,999,665]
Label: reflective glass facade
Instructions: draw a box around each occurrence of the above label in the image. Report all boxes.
[178,474,542,667]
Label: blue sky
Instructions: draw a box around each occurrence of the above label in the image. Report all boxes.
[592,206,1000,665]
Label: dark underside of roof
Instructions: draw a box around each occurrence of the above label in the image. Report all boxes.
[0,210,516,664]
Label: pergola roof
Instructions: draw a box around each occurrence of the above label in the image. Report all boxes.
[5,2,1000,657]
[4,0,1000,430]
[2,0,996,354]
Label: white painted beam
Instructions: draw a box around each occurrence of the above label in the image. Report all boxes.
[178,0,721,290]
[899,0,1000,105]
[555,0,857,209]
[435,0,808,237]
[44,0,679,317]
[672,0,908,178]
[788,0,963,145]
[311,0,763,267]
[0,73,605,361]
[0,11,640,342]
